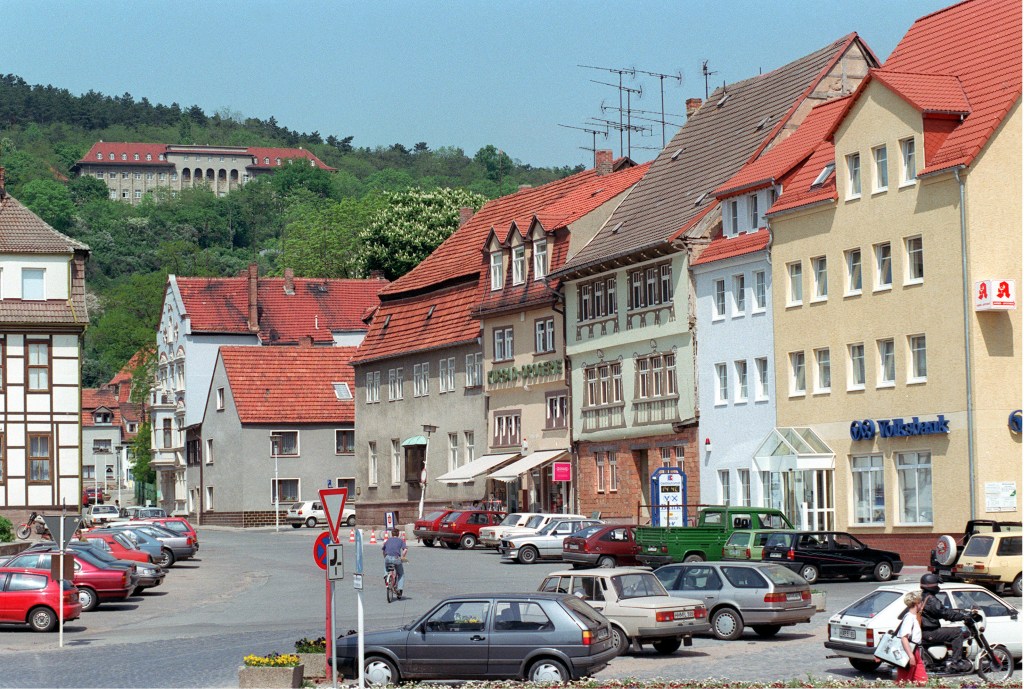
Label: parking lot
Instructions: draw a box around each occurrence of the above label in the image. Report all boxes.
[0,525,1018,687]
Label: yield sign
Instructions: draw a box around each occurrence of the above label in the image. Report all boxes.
[318,487,349,543]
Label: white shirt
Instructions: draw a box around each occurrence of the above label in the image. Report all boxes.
[899,612,922,644]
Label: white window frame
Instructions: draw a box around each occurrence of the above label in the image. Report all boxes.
[713,279,726,319]
[737,469,751,507]
[846,152,861,198]
[852,454,885,525]
[511,245,526,285]
[732,274,746,316]
[728,199,739,236]
[447,433,459,472]
[790,351,806,396]
[390,439,401,485]
[595,453,606,493]
[811,256,827,302]
[814,347,831,393]
[896,451,932,525]
[845,248,862,296]
[493,327,514,362]
[465,353,483,387]
[877,338,895,387]
[908,334,927,384]
[535,317,555,353]
[438,358,455,393]
[489,251,503,291]
[413,362,430,397]
[22,268,44,301]
[464,431,475,464]
[848,343,866,391]
[787,262,803,306]
[368,442,378,486]
[734,360,748,403]
[714,363,728,405]
[900,137,917,186]
[753,270,767,312]
[719,470,731,506]
[874,242,892,291]
[905,235,924,285]
[270,430,300,457]
[216,388,225,411]
[747,193,759,230]
[872,144,888,193]
[205,438,214,465]
[533,239,548,279]
[754,357,769,401]
[365,371,380,403]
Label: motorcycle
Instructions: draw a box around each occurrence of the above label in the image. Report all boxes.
[916,611,1013,682]
[15,512,49,540]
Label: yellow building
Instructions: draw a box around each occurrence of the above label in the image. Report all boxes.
[766,0,1021,563]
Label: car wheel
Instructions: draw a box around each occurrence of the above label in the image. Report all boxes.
[752,625,781,637]
[710,607,744,641]
[346,515,356,526]
[460,533,477,550]
[527,658,569,682]
[799,564,819,584]
[597,555,617,568]
[683,553,705,563]
[849,658,882,673]
[305,516,318,528]
[363,655,399,686]
[872,561,893,582]
[291,523,302,529]
[444,541,460,550]
[1012,573,1022,597]
[28,606,56,632]
[158,548,176,568]
[652,638,682,654]
[78,586,99,612]
[518,546,539,564]
[422,538,434,547]
[610,625,629,655]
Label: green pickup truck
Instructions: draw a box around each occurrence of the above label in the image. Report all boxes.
[636,506,793,567]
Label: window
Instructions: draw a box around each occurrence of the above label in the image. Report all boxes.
[732,274,746,315]
[814,348,831,392]
[0,433,4,483]
[812,256,827,300]
[787,262,803,305]
[734,360,748,402]
[900,138,916,184]
[852,455,884,524]
[28,434,50,482]
[748,193,759,229]
[465,353,483,387]
[845,248,862,295]
[365,371,380,403]
[162,419,173,448]
[134,172,142,180]
[728,199,739,235]
[878,339,895,386]
[205,485,214,510]
[448,433,459,472]
[464,431,475,464]
[271,478,299,504]
[533,239,548,279]
[754,357,768,400]
[660,264,672,303]
[719,470,731,505]
[390,439,401,484]
[595,453,606,492]
[737,469,751,506]
[848,343,866,390]
[146,172,154,180]
[545,392,567,429]
[27,341,49,391]
[490,251,503,290]
[583,363,623,407]
[846,152,861,197]
[22,268,44,300]
[413,363,430,397]
[368,442,378,486]
[334,430,355,454]
[438,358,455,393]
[905,236,924,283]
[609,454,619,491]
[897,451,932,524]
[872,145,888,192]
[874,242,892,289]
[715,363,728,404]
[93,439,112,457]
[578,276,617,321]
[908,335,927,382]
[493,327,514,361]
[493,411,521,447]
[271,431,299,457]
[216,388,225,410]
[388,367,404,400]
[535,318,555,353]
[512,245,526,285]
[790,351,806,395]
[753,271,766,311]
[628,262,672,310]
[713,279,726,318]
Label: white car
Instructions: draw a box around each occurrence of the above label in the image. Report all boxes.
[495,513,588,553]
[501,518,603,563]
[285,500,356,529]
[86,504,121,525]
[824,582,1022,673]
[478,512,542,548]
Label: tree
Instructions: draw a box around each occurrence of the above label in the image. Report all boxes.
[280,197,375,278]
[473,145,515,183]
[358,187,486,280]
[18,178,76,231]
[130,420,155,485]
[269,159,333,199]
[68,174,109,205]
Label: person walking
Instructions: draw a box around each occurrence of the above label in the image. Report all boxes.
[381,528,408,597]
[896,590,928,685]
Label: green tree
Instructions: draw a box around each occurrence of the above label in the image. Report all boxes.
[68,174,110,205]
[130,420,155,485]
[270,158,333,199]
[83,271,167,385]
[281,196,377,278]
[473,145,515,183]
[18,178,76,231]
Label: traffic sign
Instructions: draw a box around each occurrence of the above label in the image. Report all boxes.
[318,487,349,543]
[313,531,331,570]
[354,527,363,574]
[42,515,82,549]
[327,544,344,580]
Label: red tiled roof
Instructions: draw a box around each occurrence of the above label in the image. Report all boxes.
[871,70,971,114]
[78,142,172,167]
[82,388,122,427]
[0,194,89,253]
[691,228,771,267]
[246,147,335,171]
[176,276,388,343]
[766,141,838,215]
[354,280,481,364]
[220,347,356,424]
[75,143,335,171]
[107,348,152,403]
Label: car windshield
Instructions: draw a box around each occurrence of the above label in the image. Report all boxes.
[92,506,118,514]
[611,572,668,599]
[421,511,445,522]
[137,525,177,538]
[757,564,807,586]
[563,595,608,627]
[498,514,523,526]
[841,590,902,618]
[524,515,545,529]
[963,536,993,557]
[443,512,462,523]
[574,525,605,539]
[764,533,793,548]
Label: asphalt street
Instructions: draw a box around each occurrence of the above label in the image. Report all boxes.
[0,526,1018,687]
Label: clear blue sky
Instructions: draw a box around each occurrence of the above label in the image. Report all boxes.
[0,0,952,168]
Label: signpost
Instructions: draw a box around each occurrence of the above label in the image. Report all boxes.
[42,510,81,648]
[354,527,365,689]
[317,487,349,689]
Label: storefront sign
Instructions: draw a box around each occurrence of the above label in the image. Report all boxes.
[553,461,572,481]
[849,415,950,441]
[488,358,563,385]
[974,279,1016,311]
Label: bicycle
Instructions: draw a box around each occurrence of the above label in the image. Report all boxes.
[384,557,407,603]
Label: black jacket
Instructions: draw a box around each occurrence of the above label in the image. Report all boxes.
[922,590,969,632]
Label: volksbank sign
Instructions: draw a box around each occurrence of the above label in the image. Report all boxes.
[850,415,950,441]
[488,359,563,385]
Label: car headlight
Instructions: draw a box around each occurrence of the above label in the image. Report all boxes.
[139,567,157,575]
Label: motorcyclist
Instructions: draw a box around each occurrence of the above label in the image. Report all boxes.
[381,528,408,597]
[920,573,973,672]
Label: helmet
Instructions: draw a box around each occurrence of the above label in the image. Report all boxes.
[920,573,941,589]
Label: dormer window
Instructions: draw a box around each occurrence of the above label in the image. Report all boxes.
[94,411,112,424]
[133,153,139,160]
[121,153,127,160]
[96,152,102,160]
[146,153,152,161]
[512,246,525,285]
[728,199,739,236]
[275,157,281,166]
[812,163,835,188]
[109,153,115,160]
[748,193,759,229]
[490,251,504,291]
[159,154,166,161]
[533,239,548,280]
[264,157,270,164]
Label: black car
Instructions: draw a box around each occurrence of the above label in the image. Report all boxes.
[331,593,618,685]
[760,531,903,584]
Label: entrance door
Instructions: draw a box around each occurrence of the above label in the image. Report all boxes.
[763,469,834,530]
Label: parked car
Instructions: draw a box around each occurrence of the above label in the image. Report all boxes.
[722,529,784,561]
[413,510,457,547]
[951,531,1022,596]
[824,582,1022,673]
[501,519,603,564]
[285,500,356,529]
[563,524,642,569]
[60,539,165,593]
[82,486,109,506]
[540,567,710,655]
[6,549,133,612]
[761,531,903,584]
[636,506,793,567]
[479,513,542,549]
[930,519,1021,582]
[136,517,200,551]
[0,567,81,632]
[124,506,168,520]
[85,504,121,526]
[330,592,618,684]
[496,514,589,552]
[437,510,507,550]
[88,525,162,563]
[97,523,196,567]
[80,531,153,563]
[654,562,815,640]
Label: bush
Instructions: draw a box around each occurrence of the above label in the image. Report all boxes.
[243,653,300,668]
[294,637,326,653]
[0,515,13,542]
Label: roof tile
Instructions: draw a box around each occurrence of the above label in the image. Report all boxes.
[691,228,771,266]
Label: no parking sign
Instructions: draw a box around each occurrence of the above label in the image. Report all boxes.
[313,531,331,571]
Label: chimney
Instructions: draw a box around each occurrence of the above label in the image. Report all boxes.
[298,335,314,348]
[686,98,703,118]
[595,150,613,176]
[459,207,474,227]
[284,268,295,295]
[369,270,386,281]
[247,263,259,332]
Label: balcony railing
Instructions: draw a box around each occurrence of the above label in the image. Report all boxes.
[633,397,680,425]
[581,404,626,432]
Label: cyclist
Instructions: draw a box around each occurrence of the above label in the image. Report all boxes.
[382,528,408,597]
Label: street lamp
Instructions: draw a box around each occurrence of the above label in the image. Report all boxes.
[115,445,124,511]
[419,424,437,519]
[270,434,281,533]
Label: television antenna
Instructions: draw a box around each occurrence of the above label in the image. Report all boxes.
[601,103,686,131]
[558,123,608,167]
[590,80,642,159]
[702,60,718,100]
[579,64,636,157]
[632,67,684,147]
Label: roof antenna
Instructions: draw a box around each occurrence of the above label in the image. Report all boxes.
[702,60,718,100]
[631,67,684,148]
[558,123,608,167]
[579,64,637,157]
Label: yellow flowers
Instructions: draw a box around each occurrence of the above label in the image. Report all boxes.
[242,653,300,667]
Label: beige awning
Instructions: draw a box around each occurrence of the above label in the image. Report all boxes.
[435,453,520,485]
[487,449,569,482]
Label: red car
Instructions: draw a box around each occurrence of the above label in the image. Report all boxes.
[82,486,109,506]
[5,550,133,612]
[437,510,507,550]
[413,509,456,547]
[81,531,153,564]
[0,567,81,632]
[138,517,199,551]
[562,524,642,568]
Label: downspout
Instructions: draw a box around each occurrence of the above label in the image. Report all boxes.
[552,298,576,514]
[954,167,976,519]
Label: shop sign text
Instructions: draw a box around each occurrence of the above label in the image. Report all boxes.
[488,358,563,385]
[850,415,950,441]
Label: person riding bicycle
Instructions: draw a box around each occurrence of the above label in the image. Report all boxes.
[920,573,973,672]
[382,528,408,597]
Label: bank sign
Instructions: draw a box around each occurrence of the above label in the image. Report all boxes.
[850,415,950,441]
[488,358,563,385]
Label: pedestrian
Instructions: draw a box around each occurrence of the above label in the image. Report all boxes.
[896,590,928,685]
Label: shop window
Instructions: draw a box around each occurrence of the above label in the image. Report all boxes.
[897,451,932,524]
[852,455,884,524]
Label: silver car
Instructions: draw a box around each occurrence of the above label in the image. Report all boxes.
[102,524,196,567]
[654,562,815,640]
[501,519,602,564]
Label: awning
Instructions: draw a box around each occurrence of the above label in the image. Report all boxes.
[488,449,569,482]
[401,435,427,447]
[435,453,520,485]
[753,427,834,473]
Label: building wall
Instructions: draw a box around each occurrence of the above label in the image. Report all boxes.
[0,255,70,300]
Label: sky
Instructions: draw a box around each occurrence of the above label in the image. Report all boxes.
[0,0,953,169]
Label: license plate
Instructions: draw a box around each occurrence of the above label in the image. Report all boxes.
[787,593,801,601]
[568,544,579,550]
[769,552,782,558]
[673,610,694,620]
[839,627,857,640]
[960,565,975,572]
[646,546,658,552]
